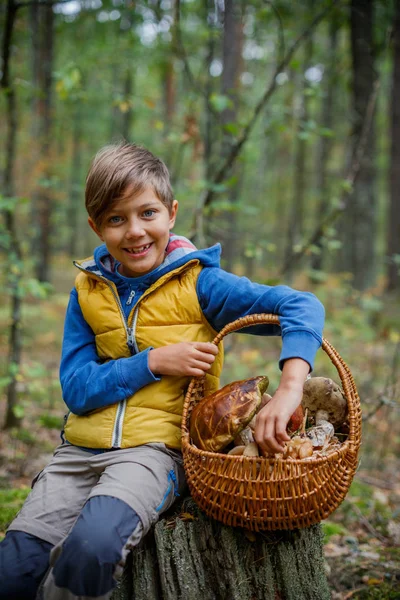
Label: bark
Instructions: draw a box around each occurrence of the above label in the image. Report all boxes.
[1,0,23,429]
[163,59,175,126]
[216,0,243,270]
[33,2,55,282]
[111,498,331,600]
[67,109,82,257]
[310,18,338,271]
[204,22,216,184]
[340,0,376,290]
[29,0,40,136]
[386,0,400,291]
[283,9,314,279]
[121,68,133,141]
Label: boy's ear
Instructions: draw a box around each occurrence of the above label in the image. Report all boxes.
[88,217,104,241]
[169,200,178,230]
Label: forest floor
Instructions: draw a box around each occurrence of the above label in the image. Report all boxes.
[0,263,399,599]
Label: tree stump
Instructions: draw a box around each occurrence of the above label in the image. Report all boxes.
[111,497,331,600]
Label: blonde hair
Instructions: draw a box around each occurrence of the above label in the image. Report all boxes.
[85,142,174,226]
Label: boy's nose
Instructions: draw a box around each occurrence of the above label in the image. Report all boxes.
[125,219,146,238]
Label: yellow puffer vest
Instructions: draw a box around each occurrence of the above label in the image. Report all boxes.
[64,259,224,450]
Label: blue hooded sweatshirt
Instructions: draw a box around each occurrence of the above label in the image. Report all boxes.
[60,237,324,416]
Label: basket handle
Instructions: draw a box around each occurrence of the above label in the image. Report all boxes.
[183,313,361,452]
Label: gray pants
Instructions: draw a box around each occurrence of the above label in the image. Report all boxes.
[8,443,186,600]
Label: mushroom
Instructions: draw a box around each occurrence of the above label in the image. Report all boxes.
[227,445,246,456]
[301,377,348,448]
[234,427,254,446]
[283,436,313,460]
[243,442,259,457]
[190,376,269,452]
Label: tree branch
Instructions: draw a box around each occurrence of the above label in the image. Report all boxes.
[280,77,380,275]
[190,1,338,244]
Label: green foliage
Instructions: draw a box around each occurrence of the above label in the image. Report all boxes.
[321,521,348,542]
[352,583,400,599]
[209,94,232,113]
[38,414,64,430]
[55,63,84,101]
[20,279,53,300]
[10,426,36,445]
[12,404,25,419]
[0,487,30,536]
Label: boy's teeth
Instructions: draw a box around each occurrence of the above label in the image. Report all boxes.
[128,244,151,254]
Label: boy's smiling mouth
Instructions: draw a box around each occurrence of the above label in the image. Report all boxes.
[124,243,153,256]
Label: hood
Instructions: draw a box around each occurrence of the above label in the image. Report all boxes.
[75,234,221,288]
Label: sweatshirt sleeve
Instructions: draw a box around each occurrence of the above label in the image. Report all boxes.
[60,289,160,415]
[197,268,325,371]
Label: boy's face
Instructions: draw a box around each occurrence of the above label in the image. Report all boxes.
[89,185,178,278]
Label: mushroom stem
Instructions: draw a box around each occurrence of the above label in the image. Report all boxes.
[315,409,329,425]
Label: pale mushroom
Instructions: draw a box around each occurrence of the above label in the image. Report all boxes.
[301,377,348,448]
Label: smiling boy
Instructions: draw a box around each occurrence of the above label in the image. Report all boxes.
[0,142,324,600]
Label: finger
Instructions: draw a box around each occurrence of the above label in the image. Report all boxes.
[193,342,218,355]
[194,351,216,364]
[192,360,213,371]
[256,418,285,454]
[188,368,206,377]
[275,418,290,443]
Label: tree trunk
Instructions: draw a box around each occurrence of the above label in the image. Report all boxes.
[33,2,55,283]
[339,0,376,290]
[1,0,23,429]
[121,68,133,141]
[386,0,400,291]
[283,11,314,280]
[67,109,82,257]
[29,0,40,138]
[111,498,330,600]
[216,0,243,270]
[310,18,338,272]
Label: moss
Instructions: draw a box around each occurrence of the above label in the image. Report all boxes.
[0,486,30,536]
[352,582,400,599]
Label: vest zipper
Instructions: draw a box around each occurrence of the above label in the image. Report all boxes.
[126,289,135,305]
[99,276,135,353]
[112,398,127,448]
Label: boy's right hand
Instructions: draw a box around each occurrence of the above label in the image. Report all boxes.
[149,342,218,377]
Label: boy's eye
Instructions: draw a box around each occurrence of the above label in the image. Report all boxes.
[108,216,123,224]
[143,209,155,218]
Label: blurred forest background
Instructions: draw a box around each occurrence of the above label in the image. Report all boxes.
[1,0,400,597]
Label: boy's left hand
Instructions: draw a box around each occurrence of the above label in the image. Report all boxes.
[253,384,303,455]
[253,358,309,455]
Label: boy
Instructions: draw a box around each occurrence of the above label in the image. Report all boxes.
[0,142,324,600]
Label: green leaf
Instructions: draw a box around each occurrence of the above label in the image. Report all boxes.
[319,127,335,138]
[21,279,53,299]
[325,239,342,251]
[307,269,328,283]
[209,93,232,113]
[223,122,240,136]
[0,376,12,391]
[322,521,348,542]
[12,405,25,419]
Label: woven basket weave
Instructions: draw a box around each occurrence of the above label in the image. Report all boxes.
[181,313,362,531]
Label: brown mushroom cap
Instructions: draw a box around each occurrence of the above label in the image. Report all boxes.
[301,377,348,428]
[190,376,269,452]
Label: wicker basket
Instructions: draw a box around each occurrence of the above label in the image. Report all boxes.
[181,313,362,531]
